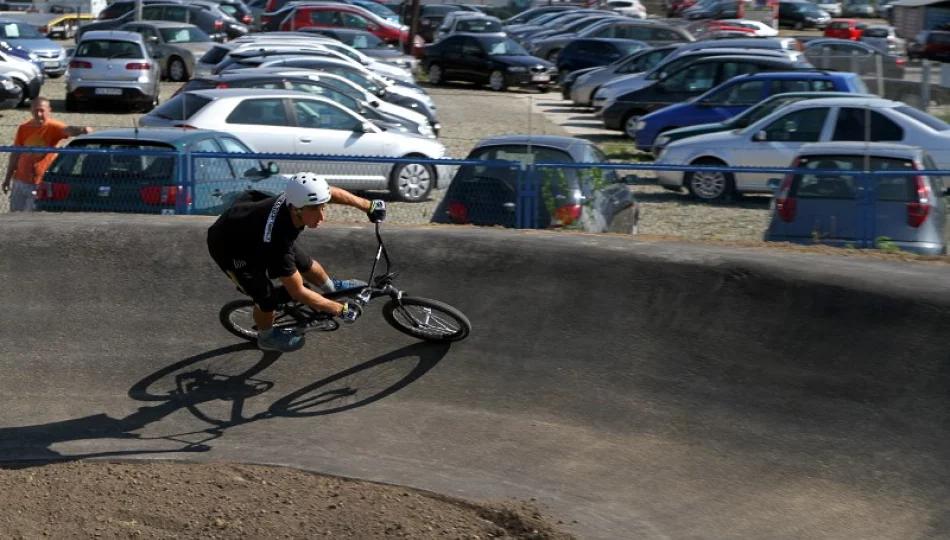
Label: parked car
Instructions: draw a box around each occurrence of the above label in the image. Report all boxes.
[555,38,648,80]
[858,24,905,56]
[765,142,948,255]
[714,18,780,36]
[295,27,417,71]
[399,3,481,43]
[803,38,904,78]
[908,30,950,62]
[807,0,841,17]
[632,70,867,146]
[422,33,557,92]
[590,37,803,110]
[0,18,66,78]
[653,96,950,201]
[651,90,875,155]
[822,18,866,39]
[503,6,573,27]
[118,21,215,81]
[576,18,693,45]
[0,46,43,107]
[278,3,419,50]
[568,43,679,105]
[77,3,230,43]
[139,89,450,202]
[522,14,623,50]
[350,0,400,24]
[434,12,505,43]
[65,30,162,112]
[778,0,831,30]
[0,73,22,109]
[601,52,811,133]
[605,0,647,18]
[842,0,875,17]
[188,0,252,40]
[207,0,256,28]
[505,10,606,44]
[95,0,184,20]
[171,70,436,137]
[681,0,742,20]
[35,127,287,216]
[431,135,640,234]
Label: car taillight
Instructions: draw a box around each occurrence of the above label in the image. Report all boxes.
[216,82,229,89]
[551,204,582,227]
[895,57,905,66]
[39,25,48,34]
[242,14,252,24]
[215,19,224,29]
[446,201,468,224]
[36,182,70,201]
[141,185,190,205]
[776,158,799,223]
[126,62,151,70]
[69,60,92,69]
[907,169,931,228]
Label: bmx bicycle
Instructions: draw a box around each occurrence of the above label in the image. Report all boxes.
[218,222,472,344]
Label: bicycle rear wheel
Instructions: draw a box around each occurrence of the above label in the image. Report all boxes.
[382,296,471,343]
[218,300,301,341]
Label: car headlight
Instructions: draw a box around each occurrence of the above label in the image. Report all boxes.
[655,135,670,147]
[507,66,528,73]
[635,120,646,131]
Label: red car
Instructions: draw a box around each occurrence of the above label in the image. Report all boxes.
[278,4,421,49]
[824,19,868,40]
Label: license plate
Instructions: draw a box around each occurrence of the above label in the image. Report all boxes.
[532,75,550,82]
[51,25,64,31]
[94,88,122,95]
[97,186,111,197]
[43,61,59,68]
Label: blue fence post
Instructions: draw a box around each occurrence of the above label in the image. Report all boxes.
[515,162,528,229]
[174,149,192,215]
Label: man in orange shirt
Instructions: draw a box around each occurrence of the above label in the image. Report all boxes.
[1,97,93,212]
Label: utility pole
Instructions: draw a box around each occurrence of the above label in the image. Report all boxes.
[135,0,142,21]
[407,0,421,56]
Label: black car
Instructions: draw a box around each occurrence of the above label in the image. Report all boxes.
[432,135,639,234]
[95,0,184,20]
[909,30,950,62]
[423,33,557,92]
[398,3,482,42]
[778,0,831,29]
[602,54,812,132]
[77,3,235,42]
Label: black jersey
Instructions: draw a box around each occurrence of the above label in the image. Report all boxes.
[207,191,305,279]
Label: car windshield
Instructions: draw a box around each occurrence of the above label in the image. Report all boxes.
[160,26,212,43]
[455,144,573,192]
[355,1,397,19]
[481,37,528,56]
[862,27,890,38]
[457,18,502,33]
[149,93,212,120]
[76,40,144,59]
[335,31,386,49]
[48,141,177,181]
[726,96,806,128]
[0,22,43,39]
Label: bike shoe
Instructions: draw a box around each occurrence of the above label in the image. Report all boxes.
[332,278,367,291]
[258,328,305,353]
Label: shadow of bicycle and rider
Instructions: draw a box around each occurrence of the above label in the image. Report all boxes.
[0,341,451,467]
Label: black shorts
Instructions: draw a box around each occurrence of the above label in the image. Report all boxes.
[210,245,313,312]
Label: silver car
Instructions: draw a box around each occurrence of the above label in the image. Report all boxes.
[765,142,948,255]
[434,12,505,43]
[66,30,162,112]
[859,25,906,57]
[118,21,216,82]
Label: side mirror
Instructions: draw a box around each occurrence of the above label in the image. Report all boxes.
[266,161,279,175]
[766,177,781,191]
[147,35,159,43]
[754,130,767,142]
[357,121,375,133]
[65,47,74,57]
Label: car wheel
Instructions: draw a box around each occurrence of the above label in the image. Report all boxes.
[65,93,78,112]
[390,159,435,202]
[14,80,27,108]
[428,63,443,85]
[168,57,187,82]
[139,94,159,113]
[622,111,643,139]
[686,158,735,202]
[489,70,507,92]
[794,21,804,30]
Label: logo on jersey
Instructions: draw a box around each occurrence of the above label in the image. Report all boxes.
[263,194,286,243]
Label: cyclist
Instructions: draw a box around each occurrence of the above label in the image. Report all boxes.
[207,173,387,353]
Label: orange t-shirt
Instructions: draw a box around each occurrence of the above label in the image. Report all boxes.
[13,119,68,185]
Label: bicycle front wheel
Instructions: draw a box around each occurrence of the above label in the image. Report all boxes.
[219,299,259,341]
[382,296,471,343]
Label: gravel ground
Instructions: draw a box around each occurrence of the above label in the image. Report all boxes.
[0,461,576,539]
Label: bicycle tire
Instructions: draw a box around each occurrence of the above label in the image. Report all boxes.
[219,299,259,341]
[382,296,471,343]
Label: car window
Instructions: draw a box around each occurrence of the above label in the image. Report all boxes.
[310,10,342,25]
[771,79,837,93]
[663,62,717,92]
[924,154,945,197]
[705,80,764,105]
[790,157,859,199]
[226,98,290,126]
[719,61,761,81]
[650,28,679,41]
[292,99,360,130]
[342,12,371,29]
[160,26,210,43]
[863,27,889,38]
[150,93,212,120]
[142,5,161,18]
[48,141,176,181]
[457,18,501,33]
[163,6,190,22]
[455,145,573,193]
[218,137,266,179]
[76,39,144,59]
[289,81,359,110]
[762,107,829,142]
[832,107,903,141]
[136,26,159,41]
[190,138,232,181]
[895,105,950,132]
[199,44,231,64]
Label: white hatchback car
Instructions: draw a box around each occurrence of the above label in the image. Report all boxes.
[139,88,450,202]
[654,96,950,201]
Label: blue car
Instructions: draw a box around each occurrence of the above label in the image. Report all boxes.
[555,38,648,78]
[350,0,400,23]
[633,71,869,152]
[0,18,66,77]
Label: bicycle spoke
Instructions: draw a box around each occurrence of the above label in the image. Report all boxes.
[396,305,460,335]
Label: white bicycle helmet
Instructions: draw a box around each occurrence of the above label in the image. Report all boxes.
[284,172,331,208]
